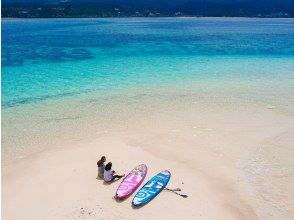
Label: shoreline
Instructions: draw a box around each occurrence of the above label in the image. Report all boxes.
[3,84,294,166]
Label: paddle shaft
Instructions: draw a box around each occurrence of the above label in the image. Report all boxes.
[164,187,181,192]
[164,187,188,198]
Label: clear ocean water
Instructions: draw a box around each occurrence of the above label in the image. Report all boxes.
[2,18,294,109]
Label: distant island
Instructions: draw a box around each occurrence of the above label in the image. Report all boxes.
[2,0,293,18]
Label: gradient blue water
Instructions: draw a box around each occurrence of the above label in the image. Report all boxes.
[2,18,294,108]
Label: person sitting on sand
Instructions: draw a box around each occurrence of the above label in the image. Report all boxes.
[104,162,125,182]
[97,156,106,179]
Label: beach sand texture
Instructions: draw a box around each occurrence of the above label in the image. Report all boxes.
[2,97,294,220]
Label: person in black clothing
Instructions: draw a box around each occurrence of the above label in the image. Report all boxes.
[103,162,125,182]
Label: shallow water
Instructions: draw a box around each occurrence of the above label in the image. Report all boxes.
[2,18,294,108]
[2,18,294,160]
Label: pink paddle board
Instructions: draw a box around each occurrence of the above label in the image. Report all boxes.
[115,164,147,200]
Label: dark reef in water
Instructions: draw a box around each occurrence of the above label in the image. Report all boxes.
[2,47,94,67]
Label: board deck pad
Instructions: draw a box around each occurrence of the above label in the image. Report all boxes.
[116,164,147,200]
[132,170,171,206]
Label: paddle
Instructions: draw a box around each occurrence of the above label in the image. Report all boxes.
[164,187,188,198]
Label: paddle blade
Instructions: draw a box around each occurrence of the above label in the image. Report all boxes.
[180,194,188,198]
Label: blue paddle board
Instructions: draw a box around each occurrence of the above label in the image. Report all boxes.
[132,170,171,206]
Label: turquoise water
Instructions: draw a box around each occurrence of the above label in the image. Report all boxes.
[2,18,294,109]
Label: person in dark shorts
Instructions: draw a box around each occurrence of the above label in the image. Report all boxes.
[103,162,125,182]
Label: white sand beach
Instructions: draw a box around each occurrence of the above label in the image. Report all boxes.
[2,97,294,219]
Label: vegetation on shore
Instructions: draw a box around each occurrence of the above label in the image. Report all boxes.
[2,0,293,18]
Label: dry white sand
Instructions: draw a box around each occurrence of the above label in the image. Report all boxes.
[2,97,294,219]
